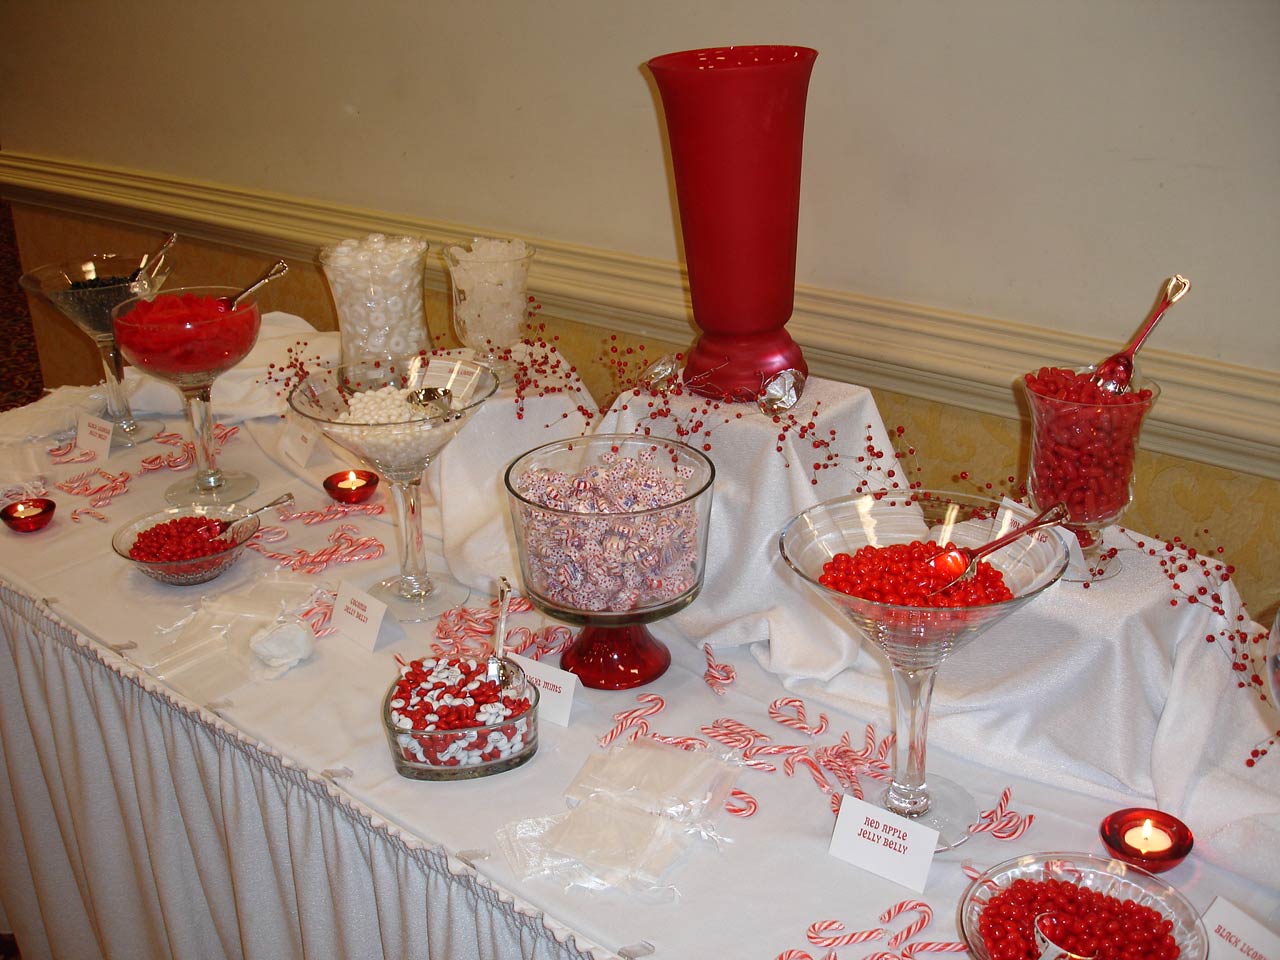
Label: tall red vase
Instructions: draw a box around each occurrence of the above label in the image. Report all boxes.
[648,45,817,400]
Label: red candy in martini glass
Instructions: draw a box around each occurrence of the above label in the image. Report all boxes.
[113,287,262,505]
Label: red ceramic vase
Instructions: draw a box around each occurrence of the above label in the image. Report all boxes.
[648,45,817,400]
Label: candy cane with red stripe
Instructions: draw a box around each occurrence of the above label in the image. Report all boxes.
[703,643,735,695]
[806,919,885,948]
[880,900,932,948]
[724,789,758,818]
[900,942,966,960]
[598,694,667,747]
[768,697,830,736]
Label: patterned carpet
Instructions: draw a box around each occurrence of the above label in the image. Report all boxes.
[0,200,44,412]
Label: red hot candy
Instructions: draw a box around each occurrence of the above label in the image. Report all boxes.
[978,878,1180,960]
[1023,367,1158,532]
[819,541,1012,608]
[114,292,261,379]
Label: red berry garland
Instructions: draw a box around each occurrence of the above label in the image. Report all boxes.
[819,541,1013,607]
[978,879,1180,960]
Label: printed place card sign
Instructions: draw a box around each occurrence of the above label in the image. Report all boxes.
[333,581,389,652]
[76,411,114,461]
[1204,898,1279,960]
[999,496,1086,573]
[509,653,579,726]
[280,417,322,468]
[829,795,937,892]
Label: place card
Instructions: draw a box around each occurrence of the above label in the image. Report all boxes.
[332,580,389,652]
[509,652,579,726]
[1204,898,1279,960]
[280,417,323,468]
[76,411,114,461]
[828,795,937,892]
[999,496,1086,572]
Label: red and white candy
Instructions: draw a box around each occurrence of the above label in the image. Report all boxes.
[388,656,534,768]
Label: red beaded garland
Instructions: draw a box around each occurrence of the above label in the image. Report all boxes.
[819,541,1013,607]
[978,879,1180,960]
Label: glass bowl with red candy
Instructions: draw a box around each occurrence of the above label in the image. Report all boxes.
[112,504,261,586]
[382,656,540,781]
[959,852,1208,960]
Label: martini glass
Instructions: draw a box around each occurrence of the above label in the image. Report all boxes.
[780,490,1069,850]
[505,435,715,689]
[112,286,262,505]
[288,355,498,621]
[20,251,171,448]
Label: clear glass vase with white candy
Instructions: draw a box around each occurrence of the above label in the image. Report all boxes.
[444,237,535,375]
[320,234,432,363]
[287,355,498,621]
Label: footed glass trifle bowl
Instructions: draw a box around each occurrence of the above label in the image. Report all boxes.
[780,490,1070,849]
[505,435,715,690]
[288,355,498,621]
[113,286,262,505]
[21,250,172,448]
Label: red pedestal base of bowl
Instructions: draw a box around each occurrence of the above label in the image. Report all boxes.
[559,622,672,690]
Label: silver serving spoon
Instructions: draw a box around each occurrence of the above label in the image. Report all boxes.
[201,491,295,540]
[926,502,1069,595]
[129,232,178,284]
[1091,275,1190,395]
[485,576,517,687]
[222,260,289,310]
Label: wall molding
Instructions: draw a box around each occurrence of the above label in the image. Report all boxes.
[3,150,1276,479]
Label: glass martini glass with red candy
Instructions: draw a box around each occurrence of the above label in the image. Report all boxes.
[1022,365,1160,580]
[113,286,262,505]
[780,490,1070,850]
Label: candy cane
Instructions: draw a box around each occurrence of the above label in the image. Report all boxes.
[278,502,386,525]
[649,733,710,751]
[969,787,1034,839]
[724,789,758,817]
[900,942,966,960]
[960,861,1000,896]
[774,952,818,960]
[806,919,885,948]
[298,593,338,637]
[598,694,666,747]
[786,753,833,794]
[769,697,830,737]
[880,901,932,948]
[864,953,904,960]
[703,643,735,695]
[70,508,108,523]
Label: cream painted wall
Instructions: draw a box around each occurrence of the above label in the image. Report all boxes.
[1,1,1277,370]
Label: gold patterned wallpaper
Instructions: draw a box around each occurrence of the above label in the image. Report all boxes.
[13,203,1278,621]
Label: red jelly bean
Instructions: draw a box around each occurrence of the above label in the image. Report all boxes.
[818,541,1013,608]
[1023,367,1157,531]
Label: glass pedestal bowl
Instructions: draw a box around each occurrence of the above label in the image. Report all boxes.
[780,490,1069,849]
[505,435,715,690]
[20,251,172,449]
[113,286,263,505]
[112,504,261,586]
[1023,367,1160,580]
[288,355,498,622]
[959,853,1209,960]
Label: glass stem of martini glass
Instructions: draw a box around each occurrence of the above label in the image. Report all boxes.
[387,476,434,600]
[886,663,940,818]
[94,335,146,437]
[180,385,225,494]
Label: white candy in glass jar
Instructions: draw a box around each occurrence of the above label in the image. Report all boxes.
[321,234,431,363]
[444,237,535,361]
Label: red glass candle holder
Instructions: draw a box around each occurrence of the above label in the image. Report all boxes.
[1100,807,1193,873]
[2,498,56,533]
[323,470,379,504]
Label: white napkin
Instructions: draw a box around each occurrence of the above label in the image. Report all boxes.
[0,384,106,442]
[125,312,340,422]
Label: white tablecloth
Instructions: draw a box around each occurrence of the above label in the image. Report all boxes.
[1,366,1277,959]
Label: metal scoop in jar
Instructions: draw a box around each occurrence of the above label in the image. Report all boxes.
[406,386,462,421]
[484,576,519,687]
[926,501,1069,595]
[220,260,290,310]
[198,492,295,541]
[1090,275,1190,395]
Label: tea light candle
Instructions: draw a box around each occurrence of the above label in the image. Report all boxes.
[1100,807,1193,872]
[323,469,379,504]
[1,498,56,533]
